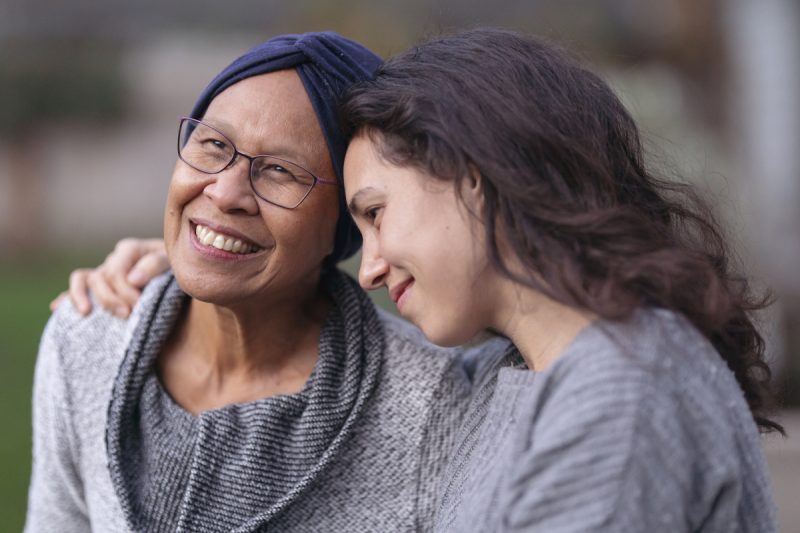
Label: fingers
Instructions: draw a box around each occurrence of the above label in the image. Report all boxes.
[127,249,170,288]
[142,238,167,256]
[107,238,150,276]
[66,268,93,315]
[86,268,136,318]
[89,238,159,317]
[55,238,170,319]
[49,292,68,313]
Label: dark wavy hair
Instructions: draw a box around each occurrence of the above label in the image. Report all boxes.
[341,28,782,433]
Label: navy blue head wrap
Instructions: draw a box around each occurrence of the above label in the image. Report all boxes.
[189,32,382,266]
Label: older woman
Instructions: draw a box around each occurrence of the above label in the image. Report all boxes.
[26,32,471,533]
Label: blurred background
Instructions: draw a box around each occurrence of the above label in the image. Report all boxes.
[1,0,798,530]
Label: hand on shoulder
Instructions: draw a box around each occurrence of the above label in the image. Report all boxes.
[49,238,169,318]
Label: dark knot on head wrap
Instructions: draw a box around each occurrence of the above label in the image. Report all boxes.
[189,31,382,266]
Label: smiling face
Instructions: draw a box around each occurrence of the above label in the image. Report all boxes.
[344,134,498,346]
[164,70,339,310]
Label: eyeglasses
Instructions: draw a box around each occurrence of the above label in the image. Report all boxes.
[177,117,337,209]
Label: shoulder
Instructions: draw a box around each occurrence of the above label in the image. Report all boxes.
[523,307,766,472]
[39,273,177,400]
[379,308,463,371]
[527,307,766,489]
[501,309,774,531]
[379,311,512,380]
[373,309,472,415]
[547,308,741,399]
[41,299,127,386]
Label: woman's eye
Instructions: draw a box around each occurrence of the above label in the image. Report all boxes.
[264,164,295,180]
[269,164,289,174]
[200,137,228,152]
[254,163,310,186]
[365,206,382,222]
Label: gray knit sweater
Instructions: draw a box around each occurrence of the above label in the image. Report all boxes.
[25,271,471,533]
[435,309,778,532]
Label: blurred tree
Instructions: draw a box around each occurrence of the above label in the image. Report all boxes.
[0,42,125,255]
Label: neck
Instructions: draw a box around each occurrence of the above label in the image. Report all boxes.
[189,281,328,372]
[490,278,593,372]
[159,275,330,414]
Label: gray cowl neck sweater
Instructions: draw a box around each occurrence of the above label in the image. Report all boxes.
[106,271,384,531]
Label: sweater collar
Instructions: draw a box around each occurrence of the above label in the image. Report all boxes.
[106,270,384,532]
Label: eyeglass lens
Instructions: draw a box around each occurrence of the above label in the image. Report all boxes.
[178,118,316,208]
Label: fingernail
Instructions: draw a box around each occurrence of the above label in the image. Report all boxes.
[127,270,145,285]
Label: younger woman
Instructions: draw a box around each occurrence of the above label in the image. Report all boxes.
[340,28,780,532]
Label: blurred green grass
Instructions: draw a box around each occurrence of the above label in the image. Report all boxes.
[0,253,104,532]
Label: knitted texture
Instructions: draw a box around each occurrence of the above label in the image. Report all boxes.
[435,309,778,533]
[26,271,471,532]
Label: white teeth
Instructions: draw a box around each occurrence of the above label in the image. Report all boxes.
[194,224,259,254]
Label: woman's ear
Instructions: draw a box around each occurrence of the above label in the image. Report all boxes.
[462,164,485,216]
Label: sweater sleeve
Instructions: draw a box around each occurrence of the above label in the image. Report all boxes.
[501,353,744,533]
[24,307,91,533]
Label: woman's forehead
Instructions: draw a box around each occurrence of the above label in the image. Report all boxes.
[202,70,330,167]
[205,71,317,132]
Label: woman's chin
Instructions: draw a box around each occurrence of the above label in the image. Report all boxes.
[419,320,479,348]
[171,269,248,307]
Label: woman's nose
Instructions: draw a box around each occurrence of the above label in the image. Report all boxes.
[358,236,389,290]
[204,158,259,214]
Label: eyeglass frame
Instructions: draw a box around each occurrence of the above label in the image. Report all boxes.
[176,117,339,209]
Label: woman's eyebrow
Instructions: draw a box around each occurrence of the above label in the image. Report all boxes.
[200,116,236,135]
[201,116,314,164]
[347,188,378,215]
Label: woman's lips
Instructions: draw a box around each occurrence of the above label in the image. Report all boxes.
[188,220,266,260]
[390,279,415,312]
[194,223,261,254]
